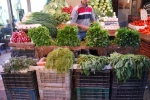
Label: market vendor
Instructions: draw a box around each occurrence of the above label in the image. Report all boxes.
[70,0,95,41]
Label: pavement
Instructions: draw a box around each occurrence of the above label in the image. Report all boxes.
[0,50,11,100]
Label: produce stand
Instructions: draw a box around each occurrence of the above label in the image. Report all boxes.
[8,42,35,50]
[35,45,139,58]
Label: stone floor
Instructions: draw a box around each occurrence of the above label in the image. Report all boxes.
[0,50,11,100]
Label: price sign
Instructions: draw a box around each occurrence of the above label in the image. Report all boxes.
[140,9,148,20]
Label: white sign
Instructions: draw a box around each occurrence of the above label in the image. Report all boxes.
[140,9,148,20]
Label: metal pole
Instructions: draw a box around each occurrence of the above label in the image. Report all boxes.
[27,0,32,12]
[6,0,13,33]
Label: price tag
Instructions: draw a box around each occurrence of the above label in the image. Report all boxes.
[140,9,148,20]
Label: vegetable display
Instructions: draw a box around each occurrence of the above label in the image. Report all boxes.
[28,26,54,47]
[53,12,71,25]
[85,22,110,47]
[10,31,31,43]
[3,56,36,73]
[45,47,74,73]
[23,12,57,38]
[77,54,109,75]
[62,6,73,14]
[43,0,68,15]
[89,0,113,17]
[115,27,140,47]
[55,25,81,46]
[110,52,150,82]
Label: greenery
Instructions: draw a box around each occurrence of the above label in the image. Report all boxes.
[53,12,71,25]
[28,26,54,47]
[114,27,140,47]
[110,52,150,82]
[2,56,36,73]
[23,12,57,38]
[55,25,81,46]
[85,22,110,47]
[77,54,109,75]
[106,11,114,17]
[45,47,74,73]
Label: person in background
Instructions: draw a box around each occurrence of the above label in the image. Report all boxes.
[0,19,11,39]
[70,0,95,41]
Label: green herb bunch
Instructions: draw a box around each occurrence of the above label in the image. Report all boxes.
[115,27,140,47]
[110,52,150,82]
[28,26,54,47]
[77,54,109,75]
[23,12,57,38]
[85,22,110,47]
[2,56,37,73]
[55,25,81,46]
[45,47,74,73]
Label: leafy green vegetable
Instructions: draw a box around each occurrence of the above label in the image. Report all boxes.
[53,12,71,25]
[110,52,150,82]
[45,47,74,73]
[22,12,57,38]
[2,56,36,73]
[77,54,109,75]
[115,27,140,47]
[85,22,110,47]
[28,26,54,47]
[55,25,81,46]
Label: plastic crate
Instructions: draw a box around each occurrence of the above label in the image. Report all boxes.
[6,87,39,100]
[1,71,37,89]
[36,69,70,88]
[76,87,109,100]
[111,87,145,100]
[112,71,148,87]
[75,69,110,88]
[39,87,70,100]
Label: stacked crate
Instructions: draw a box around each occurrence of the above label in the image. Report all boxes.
[74,69,111,100]
[1,71,39,100]
[111,71,148,100]
[34,66,70,100]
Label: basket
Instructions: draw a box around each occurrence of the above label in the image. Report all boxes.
[76,87,109,100]
[111,87,145,100]
[75,69,110,88]
[112,71,148,88]
[6,87,39,100]
[39,87,70,100]
[36,68,70,88]
[1,71,37,89]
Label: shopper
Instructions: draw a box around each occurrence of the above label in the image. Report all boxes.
[70,0,95,41]
[0,20,11,39]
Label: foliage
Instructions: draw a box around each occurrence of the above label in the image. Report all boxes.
[85,22,110,47]
[22,12,57,38]
[53,12,71,25]
[28,26,54,47]
[115,27,140,47]
[77,54,109,75]
[45,47,74,73]
[55,25,81,46]
[2,56,36,73]
[106,11,114,17]
[110,52,150,82]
